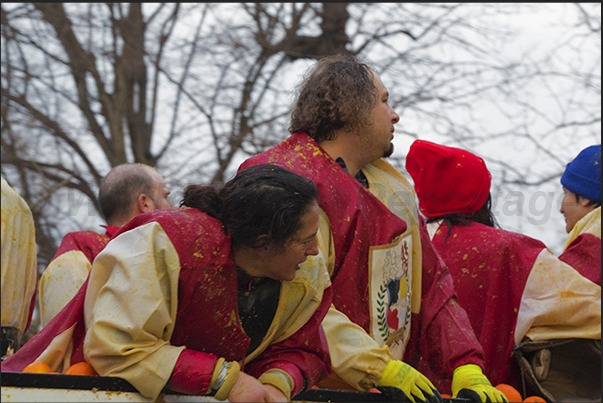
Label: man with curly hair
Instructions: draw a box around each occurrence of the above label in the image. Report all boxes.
[240,55,506,403]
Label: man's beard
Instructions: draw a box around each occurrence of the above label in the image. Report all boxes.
[383,143,394,158]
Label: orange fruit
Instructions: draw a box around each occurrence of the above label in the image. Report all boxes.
[495,383,522,402]
[64,361,97,376]
[523,396,546,402]
[22,361,52,373]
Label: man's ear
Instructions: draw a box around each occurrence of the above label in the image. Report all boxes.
[578,195,593,207]
[137,193,154,214]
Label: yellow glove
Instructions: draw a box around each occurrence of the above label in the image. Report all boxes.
[377,360,443,403]
[451,364,507,403]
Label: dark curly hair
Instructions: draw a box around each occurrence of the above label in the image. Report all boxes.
[289,55,378,143]
[181,164,318,250]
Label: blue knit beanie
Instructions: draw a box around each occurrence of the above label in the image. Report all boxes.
[561,144,601,203]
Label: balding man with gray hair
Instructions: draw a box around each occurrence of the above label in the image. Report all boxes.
[38,163,173,327]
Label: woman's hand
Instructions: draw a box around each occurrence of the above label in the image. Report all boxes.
[263,383,288,402]
[228,371,275,402]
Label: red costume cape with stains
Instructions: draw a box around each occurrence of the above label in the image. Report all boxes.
[422,221,542,391]
[37,226,120,326]
[52,226,121,265]
[559,207,601,287]
[2,208,331,397]
[239,132,484,377]
[560,234,601,285]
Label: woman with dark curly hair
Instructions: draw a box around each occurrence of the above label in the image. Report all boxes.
[3,164,333,403]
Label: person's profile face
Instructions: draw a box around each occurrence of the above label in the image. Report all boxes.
[560,187,593,233]
[363,72,400,161]
[261,202,320,282]
[149,170,174,210]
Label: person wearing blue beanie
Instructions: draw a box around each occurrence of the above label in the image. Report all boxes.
[560,144,601,233]
[558,144,601,286]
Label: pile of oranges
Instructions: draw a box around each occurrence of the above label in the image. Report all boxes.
[64,362,98,376]
[438,384,546,402]
[495,383,546,402]
[22,361,53,374]
[22,360,97,376]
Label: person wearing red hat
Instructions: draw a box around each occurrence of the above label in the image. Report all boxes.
[405,139,601,394]
[558,144,601,285]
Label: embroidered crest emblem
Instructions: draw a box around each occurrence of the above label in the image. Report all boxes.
[370,233,412,359]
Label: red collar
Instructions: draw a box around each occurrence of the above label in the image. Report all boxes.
[100,225,121,238]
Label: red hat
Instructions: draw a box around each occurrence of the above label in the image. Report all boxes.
[405,140,491,218]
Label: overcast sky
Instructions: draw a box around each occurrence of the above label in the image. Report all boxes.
[14,3,597,256]
[390,3,600,254]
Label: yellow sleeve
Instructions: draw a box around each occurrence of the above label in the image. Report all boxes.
[516,248,601,343]
[312,207,392,391]
[39,250,91,327]
[83,221,185,400]
[1,177,37,332]
[322,305,392,391]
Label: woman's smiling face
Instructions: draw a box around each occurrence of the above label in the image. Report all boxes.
[261,201,320,281]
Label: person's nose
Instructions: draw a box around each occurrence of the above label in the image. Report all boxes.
[306,239,319,256]
[391,108,400,124]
